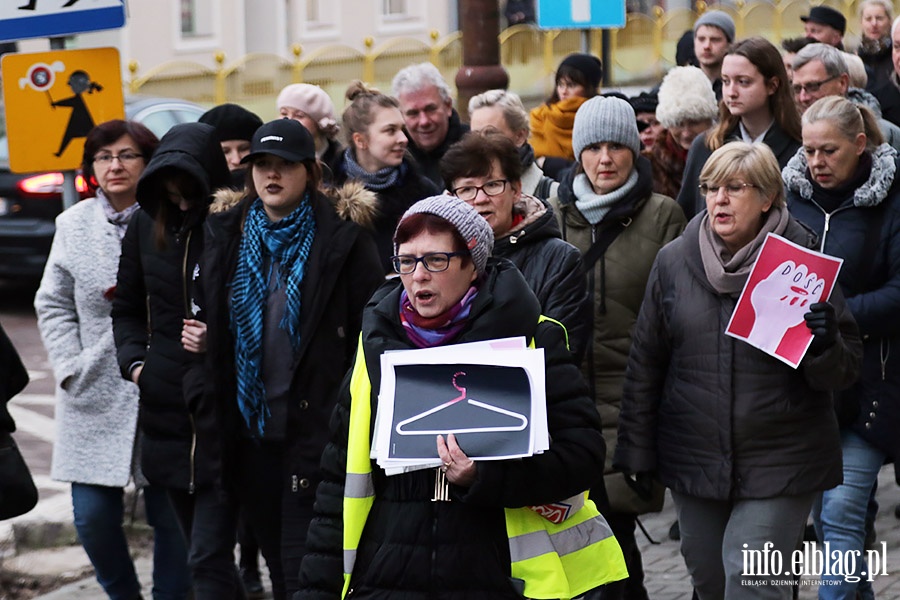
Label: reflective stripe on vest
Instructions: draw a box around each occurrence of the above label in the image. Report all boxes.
[341,319,627,599]
[342,336,374,598]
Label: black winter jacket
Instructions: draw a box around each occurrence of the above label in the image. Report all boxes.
[333,153,439,273]
[784,145,900,468]
[874,75,900,128]
[201,191,383,502]
[112,122,230,491]
[614,214,862,500]
[296,260,605,600]
[494,194,589,362]
[406,108,469,189]
[676,122,801,219]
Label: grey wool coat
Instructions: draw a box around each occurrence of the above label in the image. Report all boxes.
[35,196,140,487]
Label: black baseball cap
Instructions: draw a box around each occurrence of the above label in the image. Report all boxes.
[801,6,846,35]
[241,118,316,164]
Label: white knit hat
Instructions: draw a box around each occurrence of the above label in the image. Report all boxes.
[656,66,720,129]
[572,96,641,159]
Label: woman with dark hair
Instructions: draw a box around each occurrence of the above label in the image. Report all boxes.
[332,80,438,272]
[676,37,802,219]
[201,118,383,599]
[111,122,242,598]
[296,195,627,599]
[36,120,194,600]
[529,53,603,178]
[441,130,588,360]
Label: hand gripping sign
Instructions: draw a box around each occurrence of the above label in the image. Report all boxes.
[726,233,843,368]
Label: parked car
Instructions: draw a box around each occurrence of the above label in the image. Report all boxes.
[0,96,206,279]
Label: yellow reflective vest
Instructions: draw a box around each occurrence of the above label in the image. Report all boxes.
[341,322,628,600]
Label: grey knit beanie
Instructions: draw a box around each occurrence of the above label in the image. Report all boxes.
[395,195,494,275]
[572,96,641,160]
[693,10,735,43]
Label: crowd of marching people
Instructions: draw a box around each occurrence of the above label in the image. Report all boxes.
[24,3,900,599]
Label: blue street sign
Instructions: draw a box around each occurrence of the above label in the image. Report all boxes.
[0,1,126,43]
[537,0,625,29]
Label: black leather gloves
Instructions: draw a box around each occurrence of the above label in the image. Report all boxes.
[804,301,838,354]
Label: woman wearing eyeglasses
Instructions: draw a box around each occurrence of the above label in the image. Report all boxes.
[545,95,685,600]
[617,141,861,600]
[783,95,900,598]
[332,81,438,273]
[35,120,195,600]
[440,130,588,360]
[297,195,627,599]
[676,37,802,220]
[201,118,383,599]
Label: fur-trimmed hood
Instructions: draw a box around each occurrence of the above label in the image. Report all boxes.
[782,143,898,208]
[207,180,379,229]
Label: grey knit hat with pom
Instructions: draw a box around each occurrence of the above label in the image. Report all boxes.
[395,195,494,275]
[572,96,641,159]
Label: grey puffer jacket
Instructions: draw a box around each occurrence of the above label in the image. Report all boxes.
[614,214,862,500]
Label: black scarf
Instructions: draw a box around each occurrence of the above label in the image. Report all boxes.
[809,152,872,213]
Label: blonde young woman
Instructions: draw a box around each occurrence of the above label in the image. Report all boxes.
[332,80,438,273]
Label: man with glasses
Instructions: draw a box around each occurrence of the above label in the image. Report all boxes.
[793,43,900,149]
[440,130,588,361]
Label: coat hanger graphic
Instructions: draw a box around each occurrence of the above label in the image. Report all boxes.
[395,371,528,435]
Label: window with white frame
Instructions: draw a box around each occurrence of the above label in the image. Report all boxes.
[180,0,214,37]
[299,0,338,37]
[382,0,408,18]
[377,0,424,32]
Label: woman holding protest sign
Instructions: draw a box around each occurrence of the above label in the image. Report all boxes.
[616,141,861,599]
[296,195,627,600]
[783,95,900,598]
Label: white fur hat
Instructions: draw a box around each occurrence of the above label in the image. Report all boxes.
[655,66,720,130]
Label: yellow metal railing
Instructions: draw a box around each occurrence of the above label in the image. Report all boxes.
[127,0,883,113]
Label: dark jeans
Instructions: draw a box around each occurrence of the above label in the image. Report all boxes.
[71,483,190,600]
[169,486,246,600]
[234,438,316,600]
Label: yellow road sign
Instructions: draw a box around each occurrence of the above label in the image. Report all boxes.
[2,47,124,173]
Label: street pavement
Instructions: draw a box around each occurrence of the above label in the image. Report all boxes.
[3,281,900,599]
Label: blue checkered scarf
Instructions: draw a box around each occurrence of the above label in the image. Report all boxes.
[231,196,316,436]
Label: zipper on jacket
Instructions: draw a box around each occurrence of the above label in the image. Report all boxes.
[188,414,197,494]
[509,229,527,244]
[181,229,194,317]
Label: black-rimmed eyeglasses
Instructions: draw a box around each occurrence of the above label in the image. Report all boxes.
[93,152,143,165]
[451,179,508,202]
[390,251,469,274]
[791,75,839,95]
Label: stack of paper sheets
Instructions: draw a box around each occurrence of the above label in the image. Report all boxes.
[372,337,549,476]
